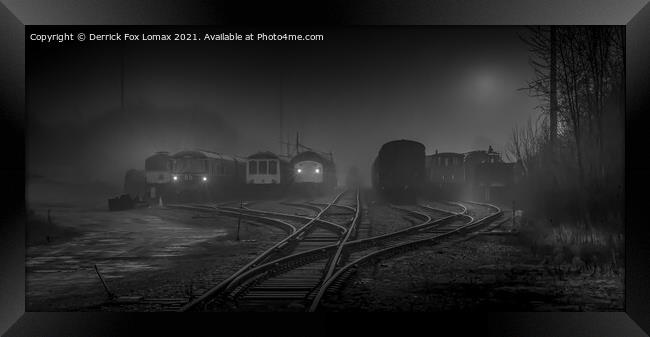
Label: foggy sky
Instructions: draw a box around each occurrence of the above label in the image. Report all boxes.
[28,27,542,187]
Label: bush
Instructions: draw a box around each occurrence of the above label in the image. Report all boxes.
[519,217,623,271]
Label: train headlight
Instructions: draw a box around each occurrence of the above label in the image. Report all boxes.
[173,175,178,181]
[297,168,302,173]
[315,168,320,174]
[202,176,208,182]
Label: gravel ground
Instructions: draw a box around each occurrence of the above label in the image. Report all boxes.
[359,203,421,239]
[420,200,465,214]
[309,190,347,204]
[26,206,287,311]
[319,232,624,311]
[246,200,317,218]
[28,195,623,312]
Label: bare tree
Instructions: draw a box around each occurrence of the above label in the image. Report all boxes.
[514,26,624,223]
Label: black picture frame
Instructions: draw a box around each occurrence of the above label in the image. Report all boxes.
[1,1,649,336]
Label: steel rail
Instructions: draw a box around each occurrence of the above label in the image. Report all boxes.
[221,191,354,295]
[308,202,502,312]
[178,190,348,311]
[320,189,361,283]
[308,201,357,213]
[220,206,348,234]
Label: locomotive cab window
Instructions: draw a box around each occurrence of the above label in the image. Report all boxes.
[269,160,278,174]
[259,160,268,174]
[249,161,258,174]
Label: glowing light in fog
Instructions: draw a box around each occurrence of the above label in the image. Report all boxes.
[297,168,302,173]
[173,176,178,181]
[315,168,320,174]
[202,176,207,181]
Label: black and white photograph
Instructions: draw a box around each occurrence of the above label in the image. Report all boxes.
[25,26,625,312]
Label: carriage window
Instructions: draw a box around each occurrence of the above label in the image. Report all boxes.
[249,161,258,174]
[269,160,278,174]
[259,160,268,174]
[444,158,449,167]
[220,164,226,175]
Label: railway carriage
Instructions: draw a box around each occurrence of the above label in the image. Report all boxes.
[245,151,292,197]
[144,151,174,201]
[171,150,246,201]
[423,146,518,203]
[468,148,515,203]
[372,140,426,204]
[425,151,465,200]
[124,169,146,200]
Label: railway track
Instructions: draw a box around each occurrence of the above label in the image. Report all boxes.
[175,189,359,311]
[213,190,360,311]
[307,200,502,311]
[166,195,501,312]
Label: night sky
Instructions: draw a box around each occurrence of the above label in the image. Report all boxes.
[27,27,542,187]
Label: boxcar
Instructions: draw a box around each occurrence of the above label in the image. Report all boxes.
[372,140,425,204]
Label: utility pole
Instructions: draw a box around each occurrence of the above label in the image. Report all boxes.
[295,132,300,155]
